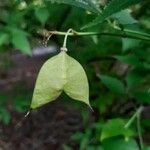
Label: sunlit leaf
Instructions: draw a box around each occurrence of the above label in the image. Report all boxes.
[101,118,134,141]
[31,51,90,109]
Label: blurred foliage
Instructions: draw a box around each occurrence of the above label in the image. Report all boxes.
[0,84,31,124]
[0,0,150,149]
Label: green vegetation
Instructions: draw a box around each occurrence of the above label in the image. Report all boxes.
[0,0,150,149]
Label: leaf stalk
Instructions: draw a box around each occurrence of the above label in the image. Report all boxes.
[39,29,150,42]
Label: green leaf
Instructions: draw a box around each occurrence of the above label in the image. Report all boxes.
[114,54,139,66]
[63,145,72,150]
[122,38,140,52]
[11,30,31,55]
[31,51,90,109]
[122,24,143,51]
[0,33,9,46]
[86,147,95,150]
[98,74,125,94]
[35,7,50,24]
[144,147,150,150]
[96,146,104,150]
[71,132,84,141]
[133,91,150,103]
[0,108,11,125]
[144,62,150,69]
[0,93,7,105]
[80,137,89,150]
[49,0,100,13]
[15,95,31,112]
[126,71,143,88]
[82,0,141,29]
[103,138,139,150]
[112,9,137,25]
[101,118,134,141]
[79,129,92,150]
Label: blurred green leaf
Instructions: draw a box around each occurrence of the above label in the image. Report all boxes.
[82,0,142,29]
[71,129,92,150]
[49,0,100,13]
[126,71,143,88]
[71,132,84,141]
[0,33,9,46]
[122,38,140,51]
[87,146,104,150]
[80,137,89,150]
[92,94,114,113]
[63,145,72,150]
[143,62,150,69]
[122,24,149,50]
[0,108,11,125]
[112,9,137,25]
[11,29,31,55]
[96,146,104,150]
[98,74,125,94]
[35,7,50,24]
[81,109,90,125]
[115,54,140,66]
[15,95,30,112]
[133,91,150,103]
[103,138,139,150]
[0,93,7,105]
[101,118,134,141]
[80,129,92,150]
[142,119,150,128]
[86,147,95,150]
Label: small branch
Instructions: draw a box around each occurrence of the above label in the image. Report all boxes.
[124,106,144,129]
[137,109,144,150]
[38,29,150,42]
[124,106,144,150]
[63,28,73,48]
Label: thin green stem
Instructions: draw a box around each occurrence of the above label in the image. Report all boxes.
[39,29,150,42]
[124,106,144,128]
[124,106,144,150]
[63,28,73,48]
[137,110,144,150]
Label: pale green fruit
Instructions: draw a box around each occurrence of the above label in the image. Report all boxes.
[31,51,90,109]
